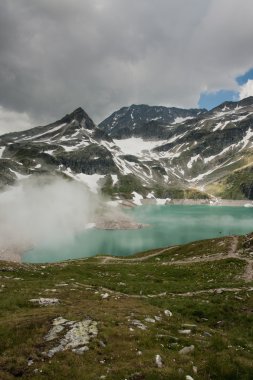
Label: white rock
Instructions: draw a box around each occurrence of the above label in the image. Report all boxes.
[186,376,194,380]
[132,319,147,330]
[164,309,173,317]
[155,354,163,368]
[29,298,59,306]
[179,345,195,355]
[178,329,192,335]
[145,317,156,323]
[44,317,98,357]
[101,293,109,299]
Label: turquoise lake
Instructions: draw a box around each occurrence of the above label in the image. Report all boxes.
[22,205,253,263]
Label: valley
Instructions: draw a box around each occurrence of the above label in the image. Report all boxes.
[0,98,253,379]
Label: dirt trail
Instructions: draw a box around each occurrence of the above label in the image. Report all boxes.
[98,247,173,264]
[98,237,240,265]
[228,236,239,257]
[97,236,253,283]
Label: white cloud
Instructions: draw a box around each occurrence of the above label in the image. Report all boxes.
[239,80,253,100]
[0,106,34,134]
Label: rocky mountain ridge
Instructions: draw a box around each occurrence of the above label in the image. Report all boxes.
[0,98,253,200]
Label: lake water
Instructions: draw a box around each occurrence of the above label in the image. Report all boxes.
[22,205,253,263]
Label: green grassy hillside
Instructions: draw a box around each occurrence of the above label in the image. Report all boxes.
[0,233,253,379]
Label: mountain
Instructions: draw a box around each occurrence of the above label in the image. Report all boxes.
[98,104,206,139]
[0,97,253,200]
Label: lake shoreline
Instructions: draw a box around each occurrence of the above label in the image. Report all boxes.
[120,198,253,208]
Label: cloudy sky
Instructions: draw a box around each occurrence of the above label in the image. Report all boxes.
[0,0,253,133]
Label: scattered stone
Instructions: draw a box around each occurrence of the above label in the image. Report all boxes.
[99,340,106,348]
[137,351,142,356]
[145,317,156,323]
[101,293,109,299]
[178,329,192,335]
[164,310,173,317]
[182,324,197,328]
[193,366,198,374]
[179,345,195,355]
[235,296,243,300]
[27,359,34,366]
[155,354,163,368]
[203,331,212,337]
[29,298,59,306]
[131,320,147,330]
[186,376,194,380]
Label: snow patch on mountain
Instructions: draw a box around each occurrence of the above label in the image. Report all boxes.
[114,138,167,156]
[63,168,105,193]
[240,128,253,150]
[24,123,67,141]
[187,154,201,169]
[132,192,143,205]
[172,116,194,124]
[0,146,5,158]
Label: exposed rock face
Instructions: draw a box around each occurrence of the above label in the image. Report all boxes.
[44,316,98,357]
[98,104,205,139]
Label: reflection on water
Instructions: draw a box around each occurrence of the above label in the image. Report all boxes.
[23,205,253,263]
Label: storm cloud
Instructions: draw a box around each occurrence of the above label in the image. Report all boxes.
[0,0,253,132]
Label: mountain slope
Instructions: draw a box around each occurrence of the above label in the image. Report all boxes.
[0,98,253,200]
[0,233,253,379]
[98,104,206,139]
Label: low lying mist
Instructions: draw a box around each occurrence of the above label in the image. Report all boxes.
[0,176,99,252]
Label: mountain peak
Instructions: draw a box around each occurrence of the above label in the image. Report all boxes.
[63,107,95,130]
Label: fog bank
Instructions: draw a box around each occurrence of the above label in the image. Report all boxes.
[0,177,98,250]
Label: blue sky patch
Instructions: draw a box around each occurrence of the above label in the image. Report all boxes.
[198,89,239,110]
[236,68,253,85]
[198,67,253,110]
